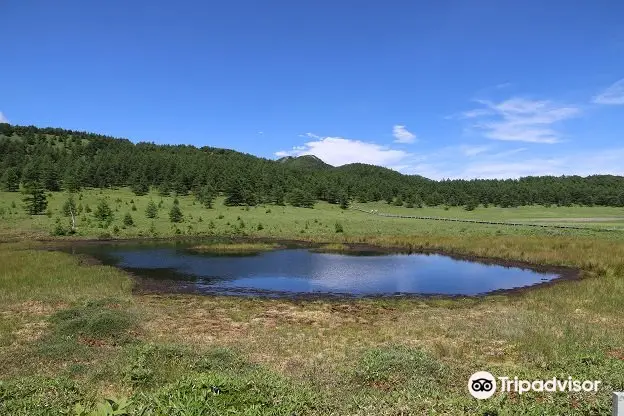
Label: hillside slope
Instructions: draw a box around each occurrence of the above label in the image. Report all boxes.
[1,123,624,207]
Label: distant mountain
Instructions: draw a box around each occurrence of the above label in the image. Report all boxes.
[277,155,332,170]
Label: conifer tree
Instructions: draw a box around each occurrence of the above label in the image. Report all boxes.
[169,199,183,223]
[145,200,158,219]
[23,181,48,215]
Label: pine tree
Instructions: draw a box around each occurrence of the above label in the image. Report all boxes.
[63,170,81,192]
[334,221,344,233]
[94,199,114,227]
[339,192,349,210]
[21,161,41,186]
[169,200,183,223]
[286,188,305,207]
[23,181,48,215]
[464,198,478,211]
[123,212,134,226]
[130,175,149,196]
[272,187,285,206]
[145,200,158,218]
[224,180,245,206]
[414,194,424,208]
[158,182,171,196]
[287,188,315,208]
[196,184,216,208]
[40,159,60,191]
[405,194,415,208]
[1,167,20,192]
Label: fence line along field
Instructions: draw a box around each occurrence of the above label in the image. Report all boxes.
[351,206,624,232]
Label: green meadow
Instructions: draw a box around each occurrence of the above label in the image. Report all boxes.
[1,188,624,415]
[2,188,624,240]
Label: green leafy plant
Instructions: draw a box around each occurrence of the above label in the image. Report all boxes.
[74,397,132,416]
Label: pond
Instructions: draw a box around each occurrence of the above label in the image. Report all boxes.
[68,241,565,297]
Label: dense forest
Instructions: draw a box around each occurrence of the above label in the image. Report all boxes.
[1,123,624,209]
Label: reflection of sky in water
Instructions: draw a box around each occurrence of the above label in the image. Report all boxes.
[92,247,559,296]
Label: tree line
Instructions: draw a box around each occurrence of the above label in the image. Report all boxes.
[2,123,624,210]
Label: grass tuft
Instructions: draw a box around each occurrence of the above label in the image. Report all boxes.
[310,243,350,253]
[354,345,447,390]
[49,300,137,344]
[187,242,280,255]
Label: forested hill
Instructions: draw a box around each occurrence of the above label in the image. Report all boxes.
[1,123,624,208]
[277,155,332,170]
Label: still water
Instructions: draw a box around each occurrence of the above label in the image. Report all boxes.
[70,242,561,297]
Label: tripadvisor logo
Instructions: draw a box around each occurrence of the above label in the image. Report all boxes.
[468,371,602,400]
[468,371,497,399]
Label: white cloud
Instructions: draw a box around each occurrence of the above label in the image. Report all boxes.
[460,109,494,119]
[460,97,580,143]
[488,147,527,158]
[460,160,565,179]
[298,132,322,139]
[392,125,417,144]
[275,130,622,180]
[0,112,8,123]
[410,147,624,180]
[276,136,411,167]
[458,149,624,179]
[459,145,491,157]
[593,78,624,105]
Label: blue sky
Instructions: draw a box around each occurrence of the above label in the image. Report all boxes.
[2,0,623,179]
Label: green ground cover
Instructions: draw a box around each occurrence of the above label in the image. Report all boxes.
[1,188,623,414]
[2,188,624,241]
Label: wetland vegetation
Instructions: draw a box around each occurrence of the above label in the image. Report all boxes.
[1,126,624,414]
[186,242,282,255]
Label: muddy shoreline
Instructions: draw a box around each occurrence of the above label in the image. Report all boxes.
[44,235,582,301]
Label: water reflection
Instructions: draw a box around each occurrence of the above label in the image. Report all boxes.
[72,243,560,297]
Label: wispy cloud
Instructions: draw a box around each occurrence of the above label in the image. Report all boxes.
[403,146,624,180]
[459,97,581,143]
[392,125,417,144]
[460,109,493,119]
[593,78,624,105]
[0,112,8,123]
[457,148,624,179]
[298,132,322,139]
[276,135,411,167]
[459,145,492,157]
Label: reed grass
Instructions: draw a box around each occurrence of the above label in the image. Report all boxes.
[187,242,280,254]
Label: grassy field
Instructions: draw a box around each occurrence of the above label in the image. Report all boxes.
[1,188,624,414]
[2,188,624,241]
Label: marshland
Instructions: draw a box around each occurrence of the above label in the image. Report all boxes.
[1,185,624,415]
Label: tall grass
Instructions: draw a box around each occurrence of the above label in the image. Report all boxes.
[188,242,280,254]
[0,243,132,307]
